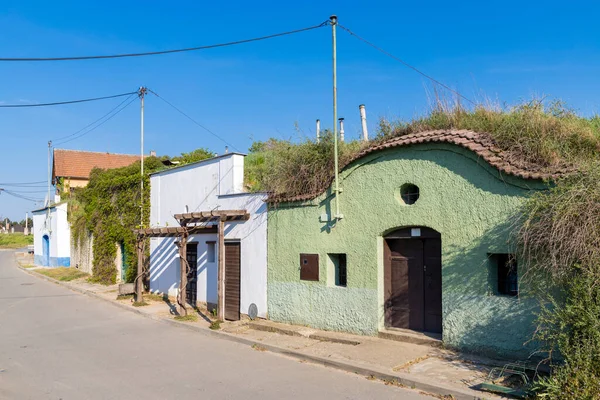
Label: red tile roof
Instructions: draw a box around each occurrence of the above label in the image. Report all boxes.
[52,149,141,181]
[268,129,571,204]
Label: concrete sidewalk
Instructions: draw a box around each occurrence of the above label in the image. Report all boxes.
[14,253,504,400]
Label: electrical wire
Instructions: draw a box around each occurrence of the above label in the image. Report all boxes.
[337,24,476,106]
[1,190,43,202]
[0,181,46,186]
[0,21,330,62]
[147,88,240,152]
[0,91,137,108]
[1,189,48,193]
[51,93,137,143]
[53,95,138,145]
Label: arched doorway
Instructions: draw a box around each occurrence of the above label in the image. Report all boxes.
[384,227,442,333]
[42,235,50,267]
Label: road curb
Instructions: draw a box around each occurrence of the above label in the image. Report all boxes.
[16,263,486,400]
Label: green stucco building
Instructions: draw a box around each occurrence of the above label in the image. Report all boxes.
[267,130,555,358]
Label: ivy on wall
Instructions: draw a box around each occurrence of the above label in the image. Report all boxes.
[68,148,215,285]
[69,157,163,284]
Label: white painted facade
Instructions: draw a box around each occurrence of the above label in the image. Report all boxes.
[32,201,71,267]
[148,153,268,318]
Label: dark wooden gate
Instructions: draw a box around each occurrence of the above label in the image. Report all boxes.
[185,243,198,306]
[224,242,241,321]
[384,227,442,333]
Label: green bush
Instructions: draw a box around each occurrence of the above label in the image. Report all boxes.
[532,268,600,398]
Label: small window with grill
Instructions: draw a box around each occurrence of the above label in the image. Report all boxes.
[400,183,419,205]
[489,254,518,297]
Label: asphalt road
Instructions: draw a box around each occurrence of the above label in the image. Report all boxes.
[0,250,429,400]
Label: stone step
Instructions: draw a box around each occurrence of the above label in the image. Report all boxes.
[378,328,442,348]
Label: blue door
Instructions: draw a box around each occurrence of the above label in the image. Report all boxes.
[42,235,50,266]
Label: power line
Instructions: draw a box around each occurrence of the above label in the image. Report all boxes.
[51,93,137,142]
[0,91,137,108]
[0,181,46,186]
[337,24,476,106]
[0,21,330,62]
[54,95,138,145]
[1,190,43,202]
[147,88,240,152]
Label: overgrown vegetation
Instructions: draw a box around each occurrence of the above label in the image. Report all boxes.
[36,267,89,282]
[245,132,364,197]
[245,101,600,198]
[517,167,600,398]
[69,148,213,285]
[0,233,33,249]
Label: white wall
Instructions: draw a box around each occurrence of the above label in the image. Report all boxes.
[148,153,268,318]
[32,202,70,267]
[150,153,245,228]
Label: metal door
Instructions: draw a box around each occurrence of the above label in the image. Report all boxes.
[185,243,198,306]
[224,242,241,321]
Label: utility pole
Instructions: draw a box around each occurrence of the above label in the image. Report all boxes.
[47,141,52,206]
[139,87,147,229]
[331,15,342,221]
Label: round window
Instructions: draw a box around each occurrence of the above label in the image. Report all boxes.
[400,183,419,205]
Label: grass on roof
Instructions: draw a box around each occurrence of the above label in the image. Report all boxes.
[244,99,600,199]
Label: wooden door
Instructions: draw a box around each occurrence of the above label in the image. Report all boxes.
[384,229,442,334]
[386,239,424,330]
[224,242,241,321]
[423,239,442,333]
[186,243,198,306]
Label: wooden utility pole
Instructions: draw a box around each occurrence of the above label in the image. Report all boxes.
[177,233,188,316]
[135,238,144,303]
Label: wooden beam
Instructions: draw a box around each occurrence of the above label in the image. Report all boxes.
[135,239,144,303]
[217,217,225,321]
[174,209,248,222]
[177,234,188,316]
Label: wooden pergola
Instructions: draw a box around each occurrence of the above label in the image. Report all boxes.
[134,210,249,319]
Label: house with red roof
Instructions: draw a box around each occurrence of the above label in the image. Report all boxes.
[52,149,141,190]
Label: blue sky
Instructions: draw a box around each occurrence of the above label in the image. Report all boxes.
[1,0,599,220]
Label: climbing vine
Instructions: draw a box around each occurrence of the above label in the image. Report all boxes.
[68,148,214,285]
[69,157,163,284]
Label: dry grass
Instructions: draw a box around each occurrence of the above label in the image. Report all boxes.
[245,99,600,198]
[36,267,89,282]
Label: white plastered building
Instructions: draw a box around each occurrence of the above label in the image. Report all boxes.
[148,153,267,320]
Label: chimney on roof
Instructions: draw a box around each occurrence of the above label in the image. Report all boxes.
[359,104,368,141]
[225,146,229,154]
[150,150,156,157]
[316,119,321,143]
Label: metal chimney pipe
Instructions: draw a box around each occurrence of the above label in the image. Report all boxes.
[338,118,345,142]
[359,104,368,141]
[316,119,321,143]
[225,146,229,154]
